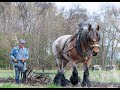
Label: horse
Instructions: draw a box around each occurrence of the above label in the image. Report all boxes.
[52,23,100,87]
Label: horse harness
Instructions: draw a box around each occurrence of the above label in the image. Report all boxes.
[60,25,100,63]
[61,30,90,61]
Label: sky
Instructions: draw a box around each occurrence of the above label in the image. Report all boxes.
[55,2,120,48]
[55,2,120,14]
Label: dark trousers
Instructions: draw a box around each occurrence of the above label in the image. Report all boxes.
[15,65,26,84]
[15,66,21,84]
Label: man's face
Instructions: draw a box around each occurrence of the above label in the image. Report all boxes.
[19,43,25,48]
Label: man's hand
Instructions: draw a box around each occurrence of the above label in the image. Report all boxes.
[14,59,18,63]
[22,58,26,62]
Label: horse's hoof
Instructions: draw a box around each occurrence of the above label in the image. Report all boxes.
[86,80,91,87]
[53,74,61,86]
[87,83,91,87]
[81,83,91,87]
[53,80,61,86]
[61,74,69,86]
[81,81,86,87]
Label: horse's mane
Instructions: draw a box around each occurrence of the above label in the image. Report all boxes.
[80,29,89,48]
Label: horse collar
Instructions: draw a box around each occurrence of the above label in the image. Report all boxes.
[76,32,87,58]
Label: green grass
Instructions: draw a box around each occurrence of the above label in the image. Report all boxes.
[46,84,63,88]
[89,70,120,83]
[0,82,37,88]
[0,83,19,88]
[0,70,120,88]
[0,70,14,78]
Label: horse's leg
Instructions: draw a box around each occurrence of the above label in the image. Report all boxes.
[53,44,69,86]
[82,59,92,87]
[82,65,90,87]
[57,53,71,85]
[70,61,81,86]
[54,57,69,86]
[55,58,61,72]
[59,59,70,86]
[53,57,62,85]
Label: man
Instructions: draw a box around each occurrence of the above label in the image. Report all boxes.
[10,39,29,84]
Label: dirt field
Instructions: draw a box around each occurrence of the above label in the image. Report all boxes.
[0,77,120,88]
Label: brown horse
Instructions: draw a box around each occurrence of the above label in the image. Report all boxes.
[52,23,100,87]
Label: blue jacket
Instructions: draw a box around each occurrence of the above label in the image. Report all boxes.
[10,46,29,68]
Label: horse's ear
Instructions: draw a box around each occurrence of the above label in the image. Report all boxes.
[88,24,92,31]
[96,25,99,31]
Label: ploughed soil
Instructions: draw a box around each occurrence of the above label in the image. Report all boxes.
[0,77,120,88]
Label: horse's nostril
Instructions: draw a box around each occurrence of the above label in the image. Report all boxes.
[93,51,98,56]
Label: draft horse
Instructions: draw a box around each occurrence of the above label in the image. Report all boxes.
[52,23,100,87]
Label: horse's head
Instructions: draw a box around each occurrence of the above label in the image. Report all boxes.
[87,24,100,56]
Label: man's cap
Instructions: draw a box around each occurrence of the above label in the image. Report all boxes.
[19,39,25,44]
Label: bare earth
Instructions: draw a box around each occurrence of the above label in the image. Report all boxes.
[0,77,120,88]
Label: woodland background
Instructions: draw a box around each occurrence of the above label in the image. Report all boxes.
[0,2,120,70]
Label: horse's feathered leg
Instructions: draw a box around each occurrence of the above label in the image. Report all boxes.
[60,59,69,86]
[54,59,69,86]
[82,63,91,87]
[52,44,64,86]
[70,61,81,86]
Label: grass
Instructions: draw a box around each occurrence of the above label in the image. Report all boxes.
[0,69,120,88]
[0,83,62,88]
[0,82,31,88]
[46,84,63,88]
[0,70,14,78]
[89,70,120,83]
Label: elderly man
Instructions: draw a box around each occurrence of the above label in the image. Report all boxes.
[10,39,29,84]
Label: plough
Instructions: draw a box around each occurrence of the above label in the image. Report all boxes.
[24,69,57,86]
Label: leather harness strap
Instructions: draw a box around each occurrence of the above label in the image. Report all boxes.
[76,31,88,58]
[62,36,71,51]
[61,36,74,61]
[61,30,86,60]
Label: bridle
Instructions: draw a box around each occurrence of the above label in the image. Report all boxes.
[87,31,100,50]
[76,27,100,58]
